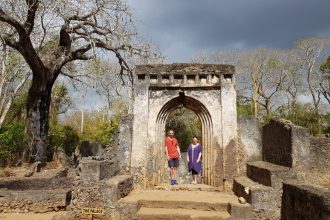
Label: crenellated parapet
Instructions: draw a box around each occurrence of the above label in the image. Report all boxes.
[135,63,235,89]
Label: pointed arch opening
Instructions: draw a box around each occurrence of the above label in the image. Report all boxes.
[154,93,216,186]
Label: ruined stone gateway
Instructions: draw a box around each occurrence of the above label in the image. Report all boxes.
[131,63,238,188]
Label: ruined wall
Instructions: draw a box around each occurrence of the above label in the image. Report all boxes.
[118,114,133,175]
[262,119,310,170]
[237,116,262,174]
[305,137,330,187]
[0,168,73,214]
[281,181,330,220]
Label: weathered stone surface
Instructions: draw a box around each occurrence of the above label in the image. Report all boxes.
[247,161,296,190]
[131,63,238,188]
[118,189,250,220]
[281,180,330,220]
[238,116,262,162]
[135,63,235,75]
[53,147,70,168]
[233,176,275,210]
[262,119,310,170]
[70,175,134,220]
[0,172,73,190]
[105,175,134,204]
[306,137,330,187]
[79,159,117,181]
[118,114,133,175]
[79,141,104,157]
[0,189,71,213]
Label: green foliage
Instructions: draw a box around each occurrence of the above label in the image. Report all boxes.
[320,56,330,73]
[237,102,253,116]
[236,95,254,117]
[278,103,320,135]
[62,109,120,147]
[3,92,28,125]
[50,83,73,125]
[49,124,80,160]
[0,122,27,164]
[322,112,330,134]
[166,108,202,152]
[81,119,118,145]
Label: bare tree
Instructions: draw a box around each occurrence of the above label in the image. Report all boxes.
[279,50,304,108]
[234,48,271,118]
[294,38,330,133]
[320,56,330,105]
[295,38,330,110]
[0,0,144,164]
[0,39,30,128]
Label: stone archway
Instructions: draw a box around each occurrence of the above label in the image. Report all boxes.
[130,63,238,189]
[155,94,215,185]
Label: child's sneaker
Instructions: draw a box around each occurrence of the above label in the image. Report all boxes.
[170,179,174,185]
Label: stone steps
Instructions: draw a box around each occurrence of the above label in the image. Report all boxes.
[233,176,275,210]
[118,189,251,220]
[137,207,231,220]
[233,160,298,213]
[154,183,220,192]
[247,161,296,189]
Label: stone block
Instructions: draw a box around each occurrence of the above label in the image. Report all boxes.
[104,175,134,204]
[281,180,330,220]
[233,176,275,210]
[228,202,251,220]
[247,161,296,189]
[79,141,103,157]
[79,159,116,181]
[238,116,262,161]
[262,119,310,169]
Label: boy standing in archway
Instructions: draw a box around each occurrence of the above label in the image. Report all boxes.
[165,130,181,185]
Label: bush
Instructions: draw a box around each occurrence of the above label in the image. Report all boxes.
[81,120,118,145]
[49,124,80,160]
[0,122,27,165]
[278,103,320,135]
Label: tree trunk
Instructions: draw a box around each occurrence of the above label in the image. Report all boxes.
[26,71,54,164]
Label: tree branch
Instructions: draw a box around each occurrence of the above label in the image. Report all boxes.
[24,0,39,35]
[0,8,26,36]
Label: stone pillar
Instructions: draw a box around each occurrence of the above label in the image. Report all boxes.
[220,73,238,190]
[118,114,133,174]
[131,74,149,185]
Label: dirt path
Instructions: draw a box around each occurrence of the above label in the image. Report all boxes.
[0,211,67,220]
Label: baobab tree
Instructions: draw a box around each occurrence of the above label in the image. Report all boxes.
[0,0,144,165]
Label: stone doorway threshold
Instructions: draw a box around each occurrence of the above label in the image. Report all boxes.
[117,185,251,219]
[154,183,222,192]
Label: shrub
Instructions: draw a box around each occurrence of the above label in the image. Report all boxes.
[0,122,27,165]
[49,124,80,160]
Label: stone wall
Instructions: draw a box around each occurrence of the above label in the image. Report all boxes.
[305,137,330,187]
[262,119,310,170]
[70,156,133,219]
[238,116,262,174]
[281,180,330,220]
[118,114,133,175]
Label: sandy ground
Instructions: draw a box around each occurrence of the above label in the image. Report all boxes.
[0,212,67,220]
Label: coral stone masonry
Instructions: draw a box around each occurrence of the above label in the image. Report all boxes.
[131,63,238,189]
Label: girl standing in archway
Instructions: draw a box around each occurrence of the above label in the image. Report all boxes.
[187,137,202,184]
